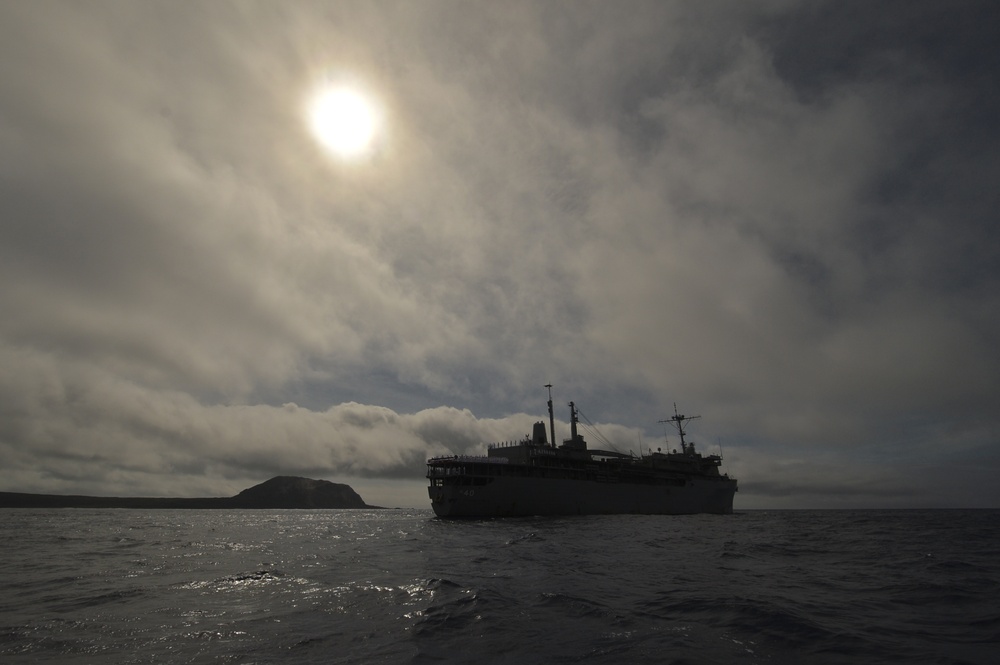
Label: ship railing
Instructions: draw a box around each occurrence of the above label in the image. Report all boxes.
[487,439,532,450]
[427,455,509,464]
[426,456,510,478]
[426,455,512,481]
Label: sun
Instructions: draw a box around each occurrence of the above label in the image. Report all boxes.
[307,85,382,159]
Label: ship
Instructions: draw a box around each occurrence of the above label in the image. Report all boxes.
[426,386,737,517]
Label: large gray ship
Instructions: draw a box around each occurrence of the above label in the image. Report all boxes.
[426,387,737,517]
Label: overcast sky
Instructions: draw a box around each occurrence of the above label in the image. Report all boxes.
[2,1,998,509]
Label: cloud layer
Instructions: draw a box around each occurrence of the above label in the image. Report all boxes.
[2,1,998,507]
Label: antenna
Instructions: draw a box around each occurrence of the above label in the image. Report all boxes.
[659,402,700,453]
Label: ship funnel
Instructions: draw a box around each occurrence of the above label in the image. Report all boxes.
[532,421,548,445]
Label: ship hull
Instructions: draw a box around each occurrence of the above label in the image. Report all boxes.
[428,475,736,518]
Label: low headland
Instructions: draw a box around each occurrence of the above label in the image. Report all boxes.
[0,476,378,509]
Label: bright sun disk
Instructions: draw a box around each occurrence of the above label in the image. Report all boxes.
[308,85,380,159]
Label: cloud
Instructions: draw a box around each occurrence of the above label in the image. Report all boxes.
[0,339,628,502]
[1,1,998,508]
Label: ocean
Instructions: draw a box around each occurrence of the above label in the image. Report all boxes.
[1,509,997,664]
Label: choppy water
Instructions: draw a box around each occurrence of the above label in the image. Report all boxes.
[1,509,997,664]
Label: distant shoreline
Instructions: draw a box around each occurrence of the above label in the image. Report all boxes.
[0,492,254,509]
[0,476,378,510]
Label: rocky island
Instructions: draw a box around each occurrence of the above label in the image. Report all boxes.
[0,476,376,509]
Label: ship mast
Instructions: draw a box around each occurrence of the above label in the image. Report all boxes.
[659,403,700,454]
[545,384,556,448]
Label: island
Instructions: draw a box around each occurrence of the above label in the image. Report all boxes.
[0,476,377,509]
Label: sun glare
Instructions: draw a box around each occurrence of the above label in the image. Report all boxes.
[308,85,381,159]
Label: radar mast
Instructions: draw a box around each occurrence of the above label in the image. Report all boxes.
[659,403,701,454]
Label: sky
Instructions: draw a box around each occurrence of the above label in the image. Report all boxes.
[1,1,998,509]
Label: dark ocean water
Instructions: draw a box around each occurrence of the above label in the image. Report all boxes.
[1,509,997,664]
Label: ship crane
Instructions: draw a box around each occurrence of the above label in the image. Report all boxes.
[659,403,700,455]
